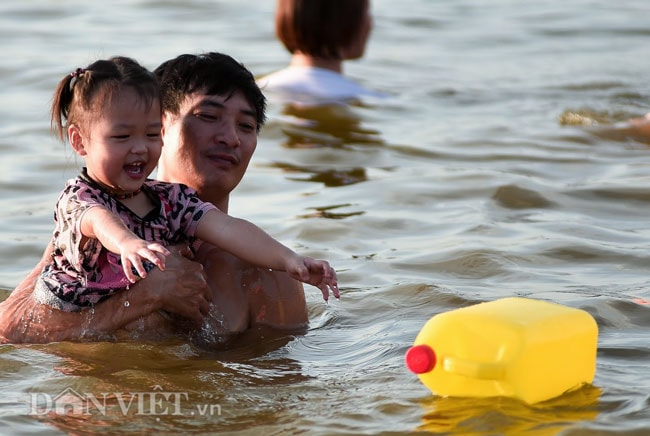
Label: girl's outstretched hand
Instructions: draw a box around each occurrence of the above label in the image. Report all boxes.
[286,256,339,302]
[120,240,170,283]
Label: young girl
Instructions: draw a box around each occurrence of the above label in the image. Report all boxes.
[34,56,339,312]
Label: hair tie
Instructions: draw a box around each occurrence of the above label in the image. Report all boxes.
[69,68,86,91]
[70,68,85,78]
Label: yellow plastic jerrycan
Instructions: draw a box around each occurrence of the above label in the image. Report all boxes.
[405,297,598,404]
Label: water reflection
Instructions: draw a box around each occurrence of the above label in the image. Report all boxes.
[278,103,383,149]
[258,101,385,229]
[296,203,364,220]
[265,102,383,191]
[17,332,311,434]
[272,161,368,187]
[417,385,602,435]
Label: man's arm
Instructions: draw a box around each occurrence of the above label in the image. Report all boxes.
[0,246,211,344]
[194,242,308,334]
[247,267,309,330]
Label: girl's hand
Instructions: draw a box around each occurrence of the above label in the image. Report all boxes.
[120,240,170,283]
[286,256,340,302]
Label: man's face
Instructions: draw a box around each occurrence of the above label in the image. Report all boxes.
[159,90,259,209]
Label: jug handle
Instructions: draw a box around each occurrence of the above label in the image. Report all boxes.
[442,356,506,380]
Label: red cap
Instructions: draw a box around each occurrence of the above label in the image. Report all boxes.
[405,344,437,374]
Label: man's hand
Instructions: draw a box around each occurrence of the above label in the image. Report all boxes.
[142,245,212,326]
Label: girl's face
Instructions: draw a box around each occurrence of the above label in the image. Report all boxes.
[69,87,162,195]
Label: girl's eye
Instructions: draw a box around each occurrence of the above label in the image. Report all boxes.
[113,135,129,140]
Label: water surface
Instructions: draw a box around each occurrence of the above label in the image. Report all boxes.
[1,0,649,434]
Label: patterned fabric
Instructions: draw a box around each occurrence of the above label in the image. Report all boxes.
[37,169,216,310]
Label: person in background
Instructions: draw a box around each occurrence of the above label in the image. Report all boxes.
[0,52,319,344]
[623,113,650,138]
[257,0,384,104]
[561,110,650,145]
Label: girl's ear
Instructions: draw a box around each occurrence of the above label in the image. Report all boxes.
[68,124,87,156]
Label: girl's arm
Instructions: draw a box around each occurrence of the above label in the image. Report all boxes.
[194,209,340,301]
[80,206,169,282]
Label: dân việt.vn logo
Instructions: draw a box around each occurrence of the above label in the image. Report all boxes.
[30,385,222,417]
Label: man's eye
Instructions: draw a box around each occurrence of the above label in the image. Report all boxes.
[112,135,129,140]
[240,123,255,132]
[147,132,161,138]
[196,112,218,121]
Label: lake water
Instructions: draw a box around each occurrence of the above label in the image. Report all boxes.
[1,0,650,434]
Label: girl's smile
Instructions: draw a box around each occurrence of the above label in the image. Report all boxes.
[124,161,146,178]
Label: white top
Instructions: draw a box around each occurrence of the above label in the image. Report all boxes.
[257,66,386,105]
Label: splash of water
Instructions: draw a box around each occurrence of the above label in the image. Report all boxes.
[189,303,230,346]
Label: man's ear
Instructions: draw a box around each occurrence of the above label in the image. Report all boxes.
[160,112,170,139]
[68,124,86,156]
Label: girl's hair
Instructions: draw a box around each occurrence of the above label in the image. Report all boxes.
[50,56,160,141]
[275,0,368,59]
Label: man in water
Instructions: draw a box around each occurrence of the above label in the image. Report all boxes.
[0,52,309,343]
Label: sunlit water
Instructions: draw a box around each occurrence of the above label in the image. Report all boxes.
[1,0,650,434]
